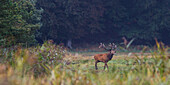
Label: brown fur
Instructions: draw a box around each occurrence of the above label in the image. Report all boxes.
[94,43,116,70]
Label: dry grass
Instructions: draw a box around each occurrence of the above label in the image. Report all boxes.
[0,41,169,85]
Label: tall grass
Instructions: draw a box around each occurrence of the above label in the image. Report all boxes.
[0,41,65,77]
[0,41,169,85]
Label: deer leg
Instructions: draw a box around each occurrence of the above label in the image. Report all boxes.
[95,61,99,70]
[106,63,109,70]
[104,62,109,70]
[104,64,106,70]
[104,63,108,70]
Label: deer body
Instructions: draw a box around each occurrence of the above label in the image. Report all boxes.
[94,43,117,70]
[94,53,114,63]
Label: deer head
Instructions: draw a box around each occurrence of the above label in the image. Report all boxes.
[108,43,117,54]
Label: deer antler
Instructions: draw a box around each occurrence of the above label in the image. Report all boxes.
[108,43,112,47]
[99,43,110,51]
[112,43,115,46]
[112,43,117,50]
[99,43,105,48]
[99,43,117,51]
[108,43,117,50]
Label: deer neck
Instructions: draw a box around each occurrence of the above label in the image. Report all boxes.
[107,53,114,60]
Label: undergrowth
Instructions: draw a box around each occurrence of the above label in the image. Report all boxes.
[0,40,169,85]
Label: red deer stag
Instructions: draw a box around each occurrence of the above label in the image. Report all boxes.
[94,43,117,70]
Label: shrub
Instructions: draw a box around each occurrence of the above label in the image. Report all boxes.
[0,40,66,77]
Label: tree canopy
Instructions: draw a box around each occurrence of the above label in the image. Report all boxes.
[36,0,170,45]
[0,0,42,47]
[0,0,170,46]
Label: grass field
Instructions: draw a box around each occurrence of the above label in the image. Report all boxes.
[0,42,169,85]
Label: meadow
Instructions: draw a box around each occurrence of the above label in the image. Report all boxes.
[0,41,169,85]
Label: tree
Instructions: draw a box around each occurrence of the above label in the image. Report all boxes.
[35,0,170,45]
[120,0,170,44]
[36,0,105,43]
[0,0,42,47]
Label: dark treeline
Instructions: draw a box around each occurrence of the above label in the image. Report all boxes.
[36,0,170,45]
[0,0,170,47]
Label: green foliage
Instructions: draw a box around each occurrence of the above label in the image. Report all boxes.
[0,0,42,47]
